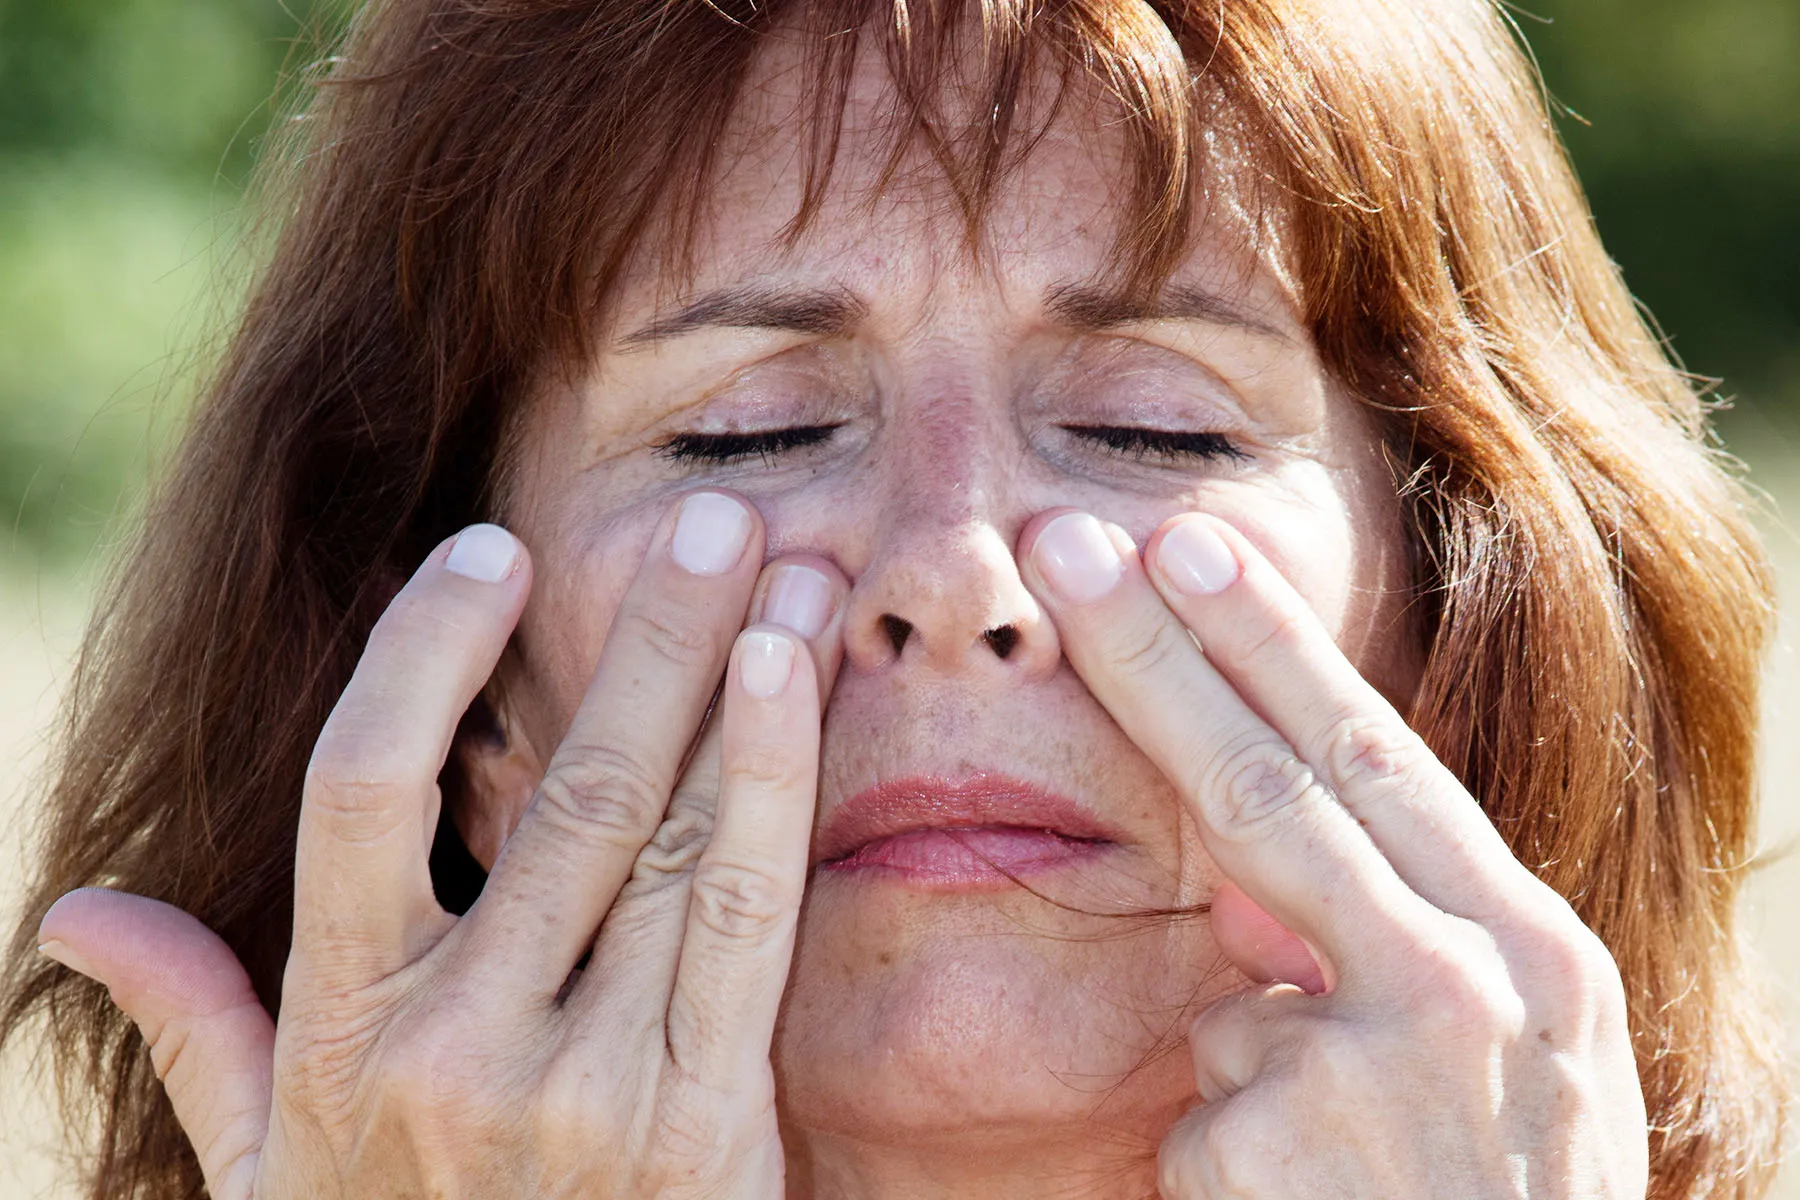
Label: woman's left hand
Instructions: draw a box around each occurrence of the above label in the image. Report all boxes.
[1020,510,1649,1200]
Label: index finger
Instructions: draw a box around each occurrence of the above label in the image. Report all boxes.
[1020,510,1432,966]
[461,491,764,994]
[294,524,530,982]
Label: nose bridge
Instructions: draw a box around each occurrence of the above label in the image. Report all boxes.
[897,391,990,522]
[877,319,1018,525]
[841,387,1060,677]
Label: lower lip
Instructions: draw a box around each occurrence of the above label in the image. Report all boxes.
[820,825,1109,888]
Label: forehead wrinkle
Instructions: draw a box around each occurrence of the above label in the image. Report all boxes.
[611,31,1300,366]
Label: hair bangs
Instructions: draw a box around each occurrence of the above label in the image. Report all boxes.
[629,0,1204,331]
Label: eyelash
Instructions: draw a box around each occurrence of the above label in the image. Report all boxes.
[653,424,1247,465]
[655,425,841,464]
[1059,425,1248,463]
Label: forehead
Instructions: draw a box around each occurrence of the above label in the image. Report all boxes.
[615,29,1298,326]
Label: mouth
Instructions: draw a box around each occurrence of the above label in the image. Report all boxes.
[813,772,1121,890]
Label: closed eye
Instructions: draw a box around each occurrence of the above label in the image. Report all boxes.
[654,425,841,464]
[1063,425,1248,463]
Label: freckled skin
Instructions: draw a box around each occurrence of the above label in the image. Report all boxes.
[457,40,1422,1200]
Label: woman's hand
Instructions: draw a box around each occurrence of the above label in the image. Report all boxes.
[1021,510,1649,1200]
[35,491,846,1200]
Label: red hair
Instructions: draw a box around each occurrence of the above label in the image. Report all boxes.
[3,1,1783,1196]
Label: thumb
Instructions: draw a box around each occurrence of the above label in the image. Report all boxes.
[39,887,274,1200]
[1208,880,1329,994]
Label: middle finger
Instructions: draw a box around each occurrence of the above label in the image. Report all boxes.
[571,555,848,1023]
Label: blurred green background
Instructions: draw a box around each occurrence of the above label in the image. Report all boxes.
[0,0,1796,566]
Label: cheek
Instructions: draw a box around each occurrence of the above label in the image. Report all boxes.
[1196,479,1419,704]
[512,499,668,744]
[744,483,868,565]
[1201,493,1359,632]
[1187,476,1413,689]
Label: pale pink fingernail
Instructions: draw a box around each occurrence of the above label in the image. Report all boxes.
[1157,518,1240,595]
[670,493,753,576]
[1032,512,1123,605]
[739,630,796,699]
[38,939,94,980]
[445,523,519,583]
[763,564,835,639]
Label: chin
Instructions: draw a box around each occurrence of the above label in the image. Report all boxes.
[770,877,1212,1156]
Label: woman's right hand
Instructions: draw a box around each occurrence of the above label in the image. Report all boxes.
[35,491,846,1200]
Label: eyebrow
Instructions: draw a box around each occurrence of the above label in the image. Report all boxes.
[1043,281,1292,342]
[615,278,1291,348]
[617,285,867,347]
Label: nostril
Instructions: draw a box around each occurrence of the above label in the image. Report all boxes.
[983,625,1021,660]
[879,613,914,656]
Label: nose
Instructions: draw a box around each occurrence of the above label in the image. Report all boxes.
[844,519,1061,676]
[839,493,1062,680]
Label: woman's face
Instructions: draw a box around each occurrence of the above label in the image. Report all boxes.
[465,45,1420,1183]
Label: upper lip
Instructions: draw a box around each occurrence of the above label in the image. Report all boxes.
[813,772,1122,865]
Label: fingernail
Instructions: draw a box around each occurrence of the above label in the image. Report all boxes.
[1158,518,1240,595]
[739,630,796,699]
[763,564,835,639]
[445,523,519,583]
[1032,512,1123,605]
[671,493,753,576]
[38,939,93,979]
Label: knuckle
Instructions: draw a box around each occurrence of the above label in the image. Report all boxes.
[1515,908,1628,1032]
[535,1059,620,1147]
[689,859,795,942]
[614,604,724,672]
[1296,1025,1369,1098]
[1157,1110,1212,1199]
[275,1005,376,1102]
[143,1011,196,1083]
[377,1012,484,1120]
[533,1074,586,1147]
[535,749,668,848]
[634,801,714,879]
[1407,925,1526,1037]
[1321,716,1425,794]
[1191,1101,1270,1197]
[1552,907,1618,975]
[1202,737,1324,834]
[1235,596,1311,664]
[1106,609,1191,680]
[724,737,810,794]
[654,1082,730,1166]
[303,742,411,834]
[150,1001,277,1107]
[1577,935,1630,1025]
[1187,990,1248,1047]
